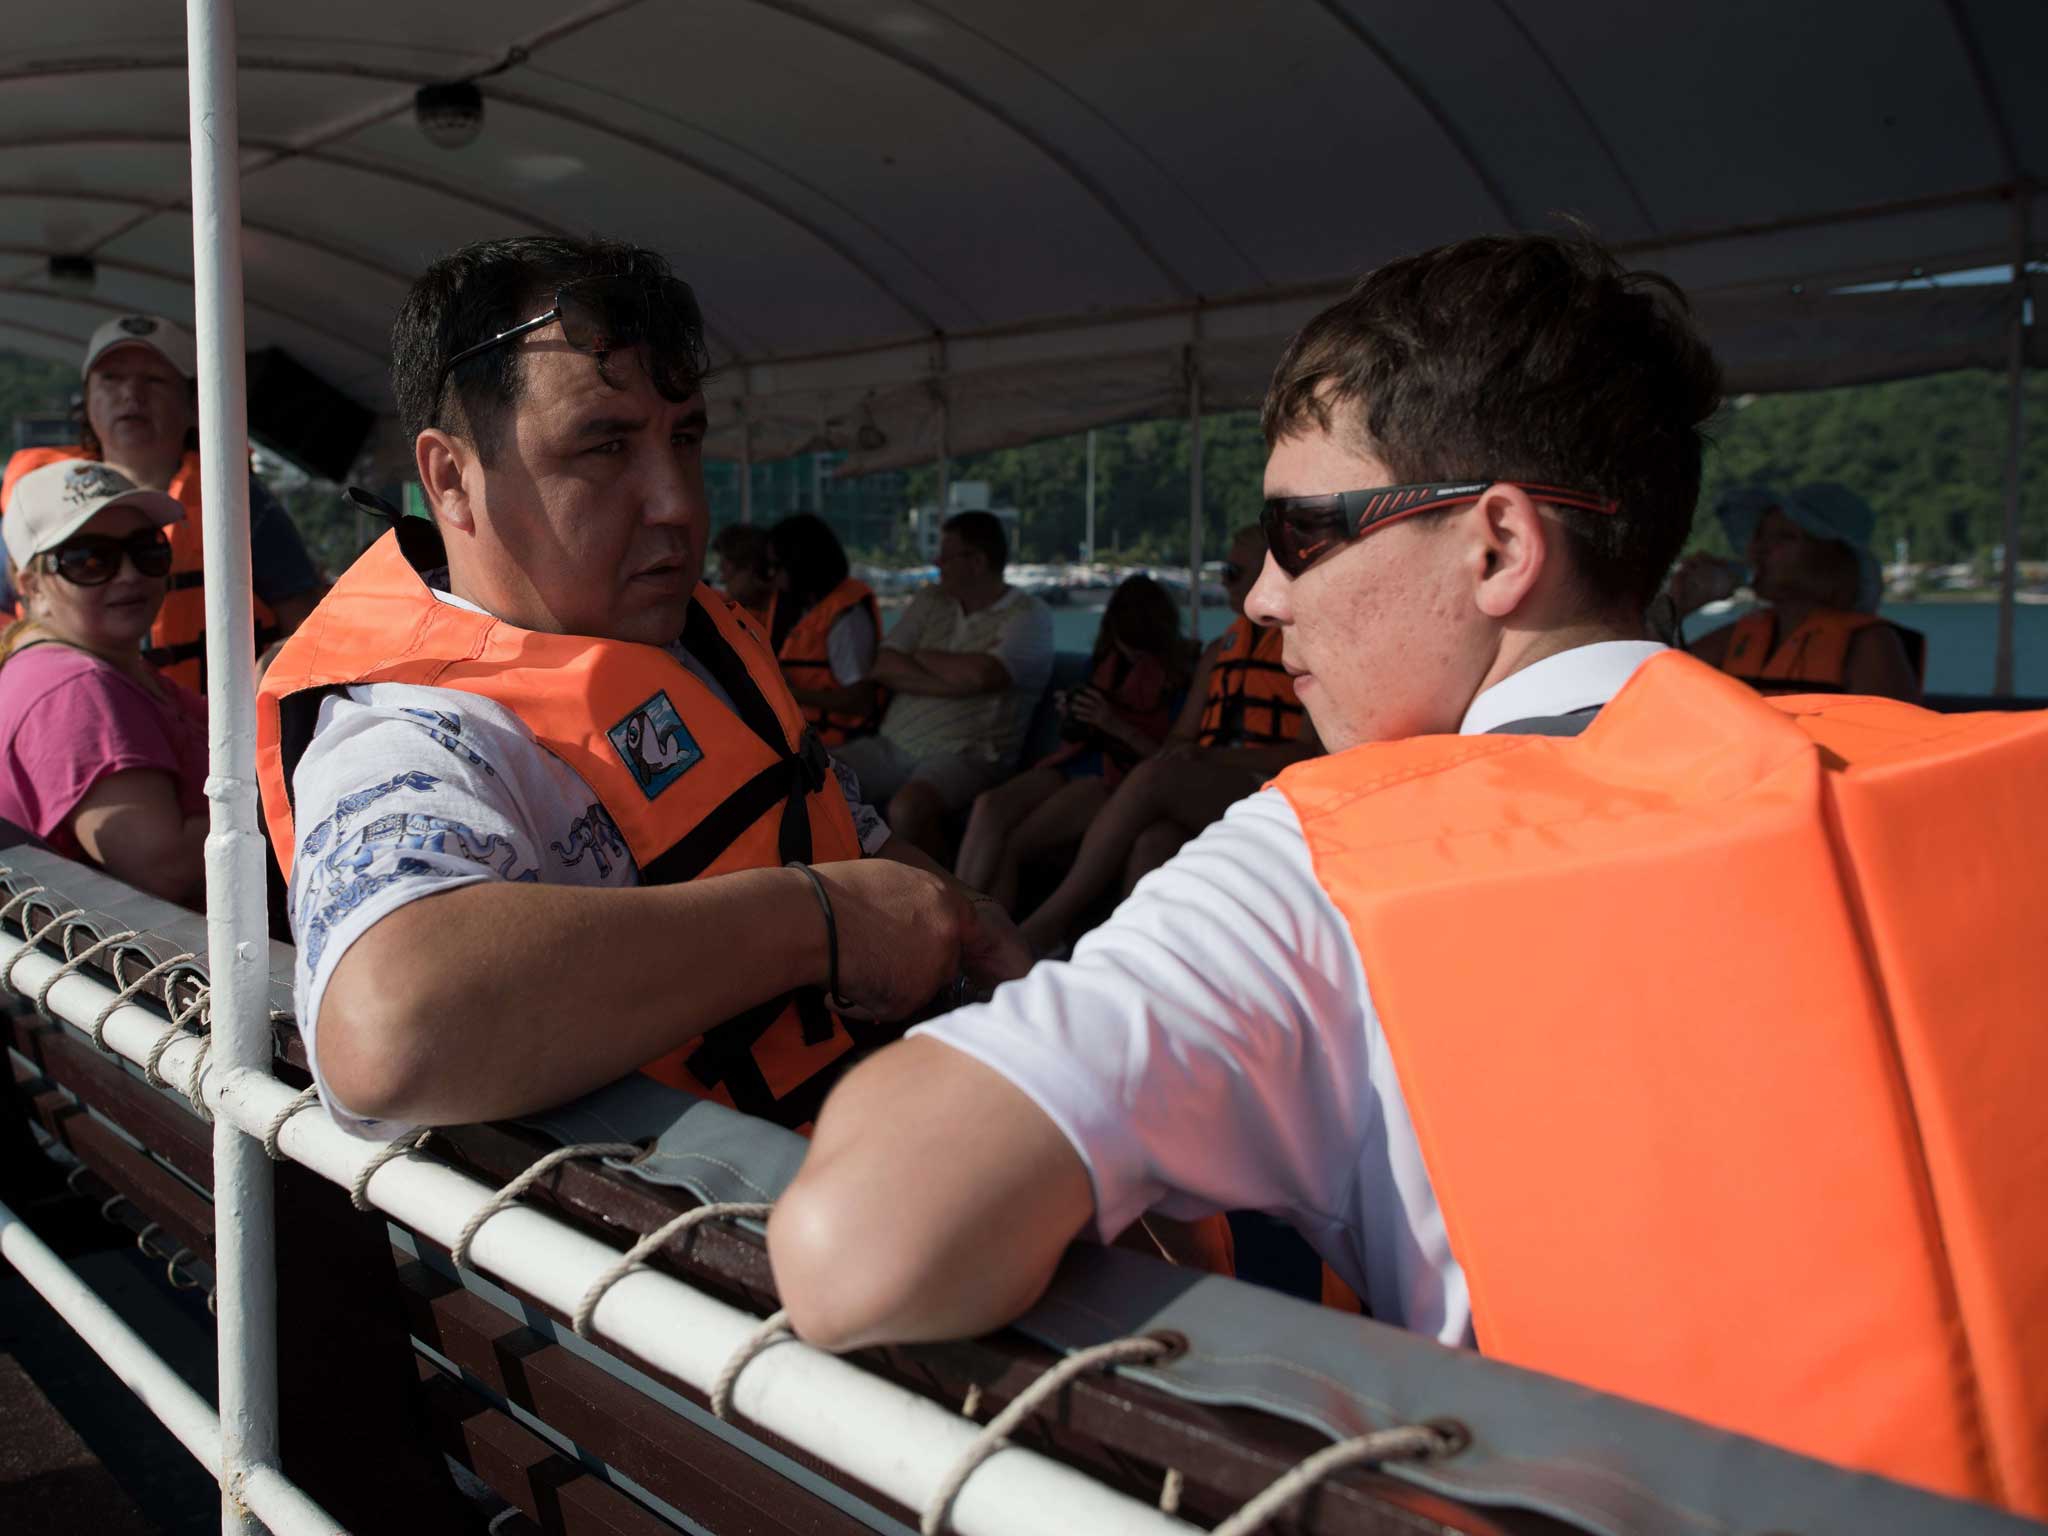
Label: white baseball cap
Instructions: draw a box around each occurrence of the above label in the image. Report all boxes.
[81,314,198,381]
[3,459,184,571]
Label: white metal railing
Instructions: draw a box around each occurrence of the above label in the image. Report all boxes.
[3,933,1196,1536]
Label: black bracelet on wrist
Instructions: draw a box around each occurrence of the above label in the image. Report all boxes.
[786,861,844,1007]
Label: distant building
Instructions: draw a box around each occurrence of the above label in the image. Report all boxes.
[906,482,1021,562]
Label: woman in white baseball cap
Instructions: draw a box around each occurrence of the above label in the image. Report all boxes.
[0,458,208,904]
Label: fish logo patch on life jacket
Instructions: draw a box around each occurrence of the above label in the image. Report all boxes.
[608,690,702,798]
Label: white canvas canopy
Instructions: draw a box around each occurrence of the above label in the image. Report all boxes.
[1,0,2040,470]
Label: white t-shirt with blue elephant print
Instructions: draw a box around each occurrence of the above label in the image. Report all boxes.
[285,589,889,1142]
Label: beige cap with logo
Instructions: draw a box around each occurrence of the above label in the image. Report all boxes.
[3,460,185,571]
[81,314,198,381]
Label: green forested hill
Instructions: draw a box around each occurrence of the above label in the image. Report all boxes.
[4,347,2039,572]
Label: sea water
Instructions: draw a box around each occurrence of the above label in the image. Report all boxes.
[1044,601,2048,699]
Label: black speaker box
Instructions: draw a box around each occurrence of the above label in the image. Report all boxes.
[245,346,374,482]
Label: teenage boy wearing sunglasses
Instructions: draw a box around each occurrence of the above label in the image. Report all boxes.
[771,236,2048,1509]
[254,235,1028,1144]
[0,459,209,903]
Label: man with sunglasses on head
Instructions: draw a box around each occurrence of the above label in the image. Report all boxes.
[771,234,2048,1508]
[254,236,1024,1143]
[0,460,208,903]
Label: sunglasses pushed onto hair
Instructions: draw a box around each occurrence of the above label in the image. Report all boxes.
[436,274,710,402]
[36,529,174,586]
[1260,479,1620,577]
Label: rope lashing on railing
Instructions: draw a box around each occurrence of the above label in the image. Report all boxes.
[572,1200,774,1338]
[32,928,141,1021]
[261,1084,322,1160]
[710,1307,795,1421]
[87,950,197,1051]
[920,1333,1182,1536]
[2,905,85,994]
[449,1141,642,1273]
[1158,1467,1184,1517]
[135,1221,169,1262]
[141,984,214,1121]
[350,1129,433,1211]
[1208,1421,1467,1536]
[0,879,49,944]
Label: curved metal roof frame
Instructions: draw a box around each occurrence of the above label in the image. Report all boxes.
[0,0,2038,473]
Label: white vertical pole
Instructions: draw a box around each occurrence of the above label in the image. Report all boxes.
[738,399,754,525]
[1084,428,1096,566]
[1995,194,2029,697]
[185,2,277,1531]
[1186,340,1204,634]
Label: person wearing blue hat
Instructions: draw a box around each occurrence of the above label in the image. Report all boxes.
[1665,483,1922,700]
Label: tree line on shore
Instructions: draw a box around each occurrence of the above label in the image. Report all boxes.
[5,349,2041,577]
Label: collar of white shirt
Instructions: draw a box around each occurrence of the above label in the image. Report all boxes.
[1457,640,1668,736]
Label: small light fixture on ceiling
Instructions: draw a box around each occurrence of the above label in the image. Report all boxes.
[48,254,96,292]
[415,82,485,149]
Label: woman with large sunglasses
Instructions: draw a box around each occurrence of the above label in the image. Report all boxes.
[0,459,207,904]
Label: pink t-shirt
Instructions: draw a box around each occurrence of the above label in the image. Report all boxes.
[0,643,207,859]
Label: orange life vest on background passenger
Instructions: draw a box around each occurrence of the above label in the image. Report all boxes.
[1197,615,1303,747]
[1719,606,1928,690]
[1277,652,2048,1514]
[256,524,877,1133]
[771,577,884,747]
[2,445,280,692]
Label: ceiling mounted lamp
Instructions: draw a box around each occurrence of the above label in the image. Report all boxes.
[415,81,485,149]
[47,254,96,292]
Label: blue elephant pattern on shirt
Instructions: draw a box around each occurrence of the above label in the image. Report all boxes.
[294,771,539,973]
[399,709,498,777]
[550,803,629,880]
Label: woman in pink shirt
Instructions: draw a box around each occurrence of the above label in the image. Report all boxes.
[0,459,206,905]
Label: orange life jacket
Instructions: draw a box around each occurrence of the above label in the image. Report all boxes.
[1720,605,1927,690]
[1197,616,1303,748]
[2,445,280,692]
[1276,651,2048,1513]
[255,525,880,1132]
[771,578,884,747]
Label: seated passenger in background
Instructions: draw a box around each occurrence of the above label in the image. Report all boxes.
[0,461,206,904]
[1667,483,1921,700]
[1017,524,1315,956]
[0,313,325,692]
[834,512,1054,859]
[709,521,776,624]
[955,574,1187,914]
[254,236,1023,1141]
[766,513,883,747]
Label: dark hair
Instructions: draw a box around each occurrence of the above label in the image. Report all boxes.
[766,513,851,643]
[1261,233,1722,617]
[391,235,704,464]
[712,522,772,577]
[1095,574,1191,687]
[940,510,1007,573]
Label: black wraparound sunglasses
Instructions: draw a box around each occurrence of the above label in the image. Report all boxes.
[435,274,710,404]
[1261,480,1620,577]
[36,529,174,586]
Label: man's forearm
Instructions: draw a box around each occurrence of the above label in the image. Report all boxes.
[317,869,826,1125]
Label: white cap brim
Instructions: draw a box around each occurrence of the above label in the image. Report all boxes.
[2,480,184,570]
